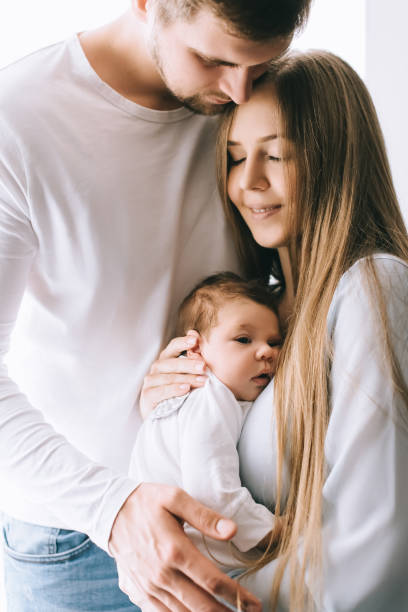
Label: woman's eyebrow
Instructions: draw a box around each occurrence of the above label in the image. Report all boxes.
[259,134,278,143]
[227,134,279,147]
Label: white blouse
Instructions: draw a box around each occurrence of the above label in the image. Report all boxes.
[237,254,408,611]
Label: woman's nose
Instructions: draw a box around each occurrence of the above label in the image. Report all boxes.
[239,156,269,191]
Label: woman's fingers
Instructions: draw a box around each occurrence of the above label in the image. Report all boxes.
[140,370,207,418]
[144,373,207,388]
[158,331,200,361]
[140,383,193,419]
[140,338,207,416]
[149,358,206,376]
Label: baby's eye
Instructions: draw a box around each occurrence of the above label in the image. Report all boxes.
[268,340,282,348]
[235,336,251,344]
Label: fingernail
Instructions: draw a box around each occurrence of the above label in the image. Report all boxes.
[196,376,206,383]
[179,384,190,391]
[195,362,205,372]
[186,338,195,346]
[216,518,234,536]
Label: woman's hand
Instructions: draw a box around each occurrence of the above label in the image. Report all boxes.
[140,330,207,419]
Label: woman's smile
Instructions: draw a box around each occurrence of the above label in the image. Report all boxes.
[245,203,283,218]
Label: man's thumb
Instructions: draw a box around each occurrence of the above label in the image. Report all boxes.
[167,489,237,540]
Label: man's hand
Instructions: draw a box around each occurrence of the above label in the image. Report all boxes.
[109,483,262,611]
[140,331,207,419]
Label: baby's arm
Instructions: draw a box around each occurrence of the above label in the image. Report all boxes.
[178,376,277,553]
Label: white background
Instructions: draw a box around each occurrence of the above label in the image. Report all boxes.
[0,0,406,609]
[0,0,366,74]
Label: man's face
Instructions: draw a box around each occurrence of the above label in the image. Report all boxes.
[149,8,291,115]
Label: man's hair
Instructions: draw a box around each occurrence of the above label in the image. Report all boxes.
[176,271,279,337]
[152,0,311,41]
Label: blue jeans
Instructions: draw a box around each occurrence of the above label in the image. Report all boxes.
[1,516,141,611]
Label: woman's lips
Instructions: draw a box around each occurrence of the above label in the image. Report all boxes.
[246,204,283,219]
[246,204,282,220]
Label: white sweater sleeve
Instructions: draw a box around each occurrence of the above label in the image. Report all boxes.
[178,376,276,552]
[238,256,408,611]
[0,137,138,553]
[319,256,408,610]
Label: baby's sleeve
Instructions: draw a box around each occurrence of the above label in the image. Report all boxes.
[178,377,276,552]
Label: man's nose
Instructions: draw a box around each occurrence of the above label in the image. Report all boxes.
[219,67,253,105]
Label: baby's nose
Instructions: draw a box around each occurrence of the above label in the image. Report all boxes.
[257,343,277,360]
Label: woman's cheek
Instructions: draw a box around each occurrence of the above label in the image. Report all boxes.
[227,167,241,206]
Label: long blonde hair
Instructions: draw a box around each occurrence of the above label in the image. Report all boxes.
[217,50,408,609]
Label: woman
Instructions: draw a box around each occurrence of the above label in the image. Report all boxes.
[142,50,408,610]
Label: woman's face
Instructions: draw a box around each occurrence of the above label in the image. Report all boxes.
[227,83,294,248]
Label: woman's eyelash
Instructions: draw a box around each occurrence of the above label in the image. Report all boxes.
[229,155,282,165]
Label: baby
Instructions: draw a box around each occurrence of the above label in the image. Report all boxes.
[130,272,282,571]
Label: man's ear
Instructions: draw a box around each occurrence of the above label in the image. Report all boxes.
[131,0,149,21]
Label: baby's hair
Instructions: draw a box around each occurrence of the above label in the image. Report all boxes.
[176,271,280,338]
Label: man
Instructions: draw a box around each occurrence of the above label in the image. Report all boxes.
[0,0,310,610]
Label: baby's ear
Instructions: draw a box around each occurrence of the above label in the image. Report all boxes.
[186,330,203,359]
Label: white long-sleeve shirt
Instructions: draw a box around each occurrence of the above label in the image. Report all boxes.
[0,35,238,551]
[130,372,276,570]
[237,254,408,611]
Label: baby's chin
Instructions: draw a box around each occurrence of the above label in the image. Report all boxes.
[237,386,269,402]
[237,376,273,401]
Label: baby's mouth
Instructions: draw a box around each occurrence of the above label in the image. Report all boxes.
[251,372,272,386]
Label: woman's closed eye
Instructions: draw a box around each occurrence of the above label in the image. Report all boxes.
[229,156,246,166]
[229,154,282,166]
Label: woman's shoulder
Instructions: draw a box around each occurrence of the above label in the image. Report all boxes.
[342,253,408,284]
[328,253,408,332]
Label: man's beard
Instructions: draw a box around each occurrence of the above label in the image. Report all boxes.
[150,36,230,116]
[177,94,230,116]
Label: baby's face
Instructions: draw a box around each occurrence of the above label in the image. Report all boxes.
[199,298,282,401]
